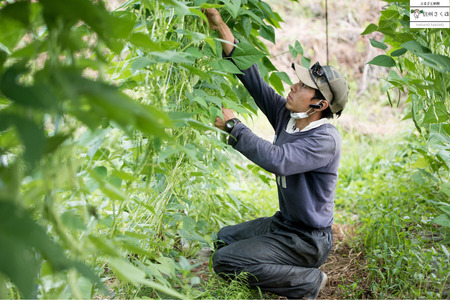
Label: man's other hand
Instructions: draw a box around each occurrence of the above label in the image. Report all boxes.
[214,108,236,131]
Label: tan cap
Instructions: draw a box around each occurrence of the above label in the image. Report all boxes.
[293,63,349,114]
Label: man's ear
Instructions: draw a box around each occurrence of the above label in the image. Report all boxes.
[318,100,329,111]
[309,100,329,110]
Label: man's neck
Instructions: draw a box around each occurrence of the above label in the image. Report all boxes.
[294,114,322,131]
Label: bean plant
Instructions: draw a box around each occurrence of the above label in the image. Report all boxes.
[0,0,299,298]
[362,1,450,241]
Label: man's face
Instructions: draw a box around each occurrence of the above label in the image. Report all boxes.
[286,81,316,113]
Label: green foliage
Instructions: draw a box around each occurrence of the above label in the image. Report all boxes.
[0,0,292,298]
[335,130,449,298]
[196,271,267,299]
[362,1,449,237]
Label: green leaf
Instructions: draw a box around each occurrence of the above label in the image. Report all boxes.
[40,0,134,52]
[269,72,284,94]
[221,0,241,18]
[261,56,277,72]
[441,182,450,197]
[0,201,71,298]
[289,45,297,59]
[274,71,293,86]
[238,8,263,25]
[151,51,195,64]
[131,57,154,72]
[160,0,190,16]
[231,42,265,70]
[56,69,172,137]
[0,2,29,51]
[441,245,450,259]
[390,48,407,57]
[259,24,275,43]
[401,40,431,54]
[44,134,70,155]
[130,33,163,51]
[210,59,243,74]
[61,210,87,231]
[417,53,450,73]
[301,56,311,68]
[0,49,7,67]
[0,113,46,165]
[188,8,208,23]
[295,41,304,56]
[369,39,388,51]
[0,2,30,27]
[108,258,146,284]
[0,64,59,110]
[241,16,252,37]
[93,166,108,179]
[361,23,378,35]
[422,102,449,124]
[88,236,121,257]
[108,258,184,298]
[433,214,450,228]
[367,55,396,67]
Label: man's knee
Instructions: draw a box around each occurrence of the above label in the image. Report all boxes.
[211,248,225,273]
[212,247,238,275]
[212,248,247,282]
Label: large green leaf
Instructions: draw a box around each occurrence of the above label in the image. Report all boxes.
[210,59,243,74]
[0,201,68,298]
[433,214,450,228]
[0,113,46,165]
[108,258,185,299]
[401,40,431,54]
[422,102,448,124]
[370,38,388,51]
[54,69,172,137]
[417,53,450,73]
[0,64,59,110]
[221,0,241,18]
[0,2,30,52]
[269,72,284,94]
[130,33,163,52]
[40,0,135,52]
[231,42,265,70]
[259,24,275,43]
[367,55,396,67]
[361,23,378,35]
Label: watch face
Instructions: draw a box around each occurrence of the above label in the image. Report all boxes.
[225,118,239,133]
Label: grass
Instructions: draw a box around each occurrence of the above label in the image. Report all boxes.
[332,124,450,298]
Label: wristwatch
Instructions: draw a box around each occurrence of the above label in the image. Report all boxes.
[225,118,241,133]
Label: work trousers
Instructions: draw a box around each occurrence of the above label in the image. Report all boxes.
[212,211,333,299]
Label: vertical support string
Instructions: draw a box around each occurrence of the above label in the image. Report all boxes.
[325,0,329,65]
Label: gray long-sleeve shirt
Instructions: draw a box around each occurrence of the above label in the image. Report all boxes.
[228,62,341,229]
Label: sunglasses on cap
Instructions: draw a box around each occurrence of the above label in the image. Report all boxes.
[309,62,333,100]
[291,62,333,101]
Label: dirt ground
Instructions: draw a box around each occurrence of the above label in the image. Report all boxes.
[318,224,368,299]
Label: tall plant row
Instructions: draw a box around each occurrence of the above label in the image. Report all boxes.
[363,1,450,238]
[0,0,300,298]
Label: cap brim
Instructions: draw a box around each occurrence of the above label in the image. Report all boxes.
[293,64,316,89]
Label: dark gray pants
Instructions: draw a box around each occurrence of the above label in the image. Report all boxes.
[212,211,333,299]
